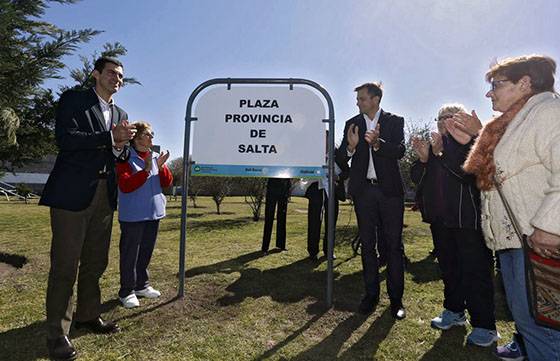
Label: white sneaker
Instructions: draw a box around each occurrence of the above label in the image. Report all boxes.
[120,293,140,308]
[135,286,161,299]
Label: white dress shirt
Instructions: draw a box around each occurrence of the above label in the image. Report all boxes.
[94,88,123,156]
[347,109,381,180]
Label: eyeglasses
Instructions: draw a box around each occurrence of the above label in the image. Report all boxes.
[142,131,154,138]
[490,79,510,91]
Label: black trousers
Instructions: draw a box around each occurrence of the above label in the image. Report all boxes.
[430,223,496,329]
[353,184,404,305]
[46,180,113,339]
[118,220,160,298]
[306,182,339,257]
[261,195,287,251]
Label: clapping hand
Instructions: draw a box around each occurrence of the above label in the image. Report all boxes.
[347,124,359,152]
[411,135,429,163]
[430,132,443,156]
[112,120,137,143]
[452,110,482,137]
[157,150,170,170]
[364,124,381,148]
[444,110,482,145]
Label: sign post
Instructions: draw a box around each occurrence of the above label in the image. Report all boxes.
[179,78,336,307]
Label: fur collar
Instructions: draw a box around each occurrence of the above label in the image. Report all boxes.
[463,95,531,190]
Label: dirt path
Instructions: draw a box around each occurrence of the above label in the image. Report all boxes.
[0,262,16,278]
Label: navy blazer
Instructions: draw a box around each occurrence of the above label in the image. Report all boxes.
[336,110,406,197]
[40,88,128,211]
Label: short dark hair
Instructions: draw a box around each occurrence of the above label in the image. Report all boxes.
[94,57,123,73]
[354,82,383,101]
[486,54,556,93]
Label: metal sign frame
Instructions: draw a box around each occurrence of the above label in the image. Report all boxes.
[179,78,336,307]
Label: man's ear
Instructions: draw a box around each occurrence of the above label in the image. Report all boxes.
[92,69,101,81]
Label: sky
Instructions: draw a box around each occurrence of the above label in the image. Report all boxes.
[42,0,560,160]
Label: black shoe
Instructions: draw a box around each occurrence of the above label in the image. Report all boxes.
[390,303,406,320]
[358,294,379,315]
[75,317,120,334]
[308,254,318,261]
[47,336,77,361]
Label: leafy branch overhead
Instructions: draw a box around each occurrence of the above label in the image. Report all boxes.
[64,42,141,92]
[0,0,138,172]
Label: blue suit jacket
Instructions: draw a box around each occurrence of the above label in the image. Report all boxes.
[40,88,129,211]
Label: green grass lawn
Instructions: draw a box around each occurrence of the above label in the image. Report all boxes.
[0,197,514,361]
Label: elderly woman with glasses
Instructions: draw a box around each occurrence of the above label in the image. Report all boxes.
[116,121,172,308]
[446,55,560,361]
[410,104,497,347]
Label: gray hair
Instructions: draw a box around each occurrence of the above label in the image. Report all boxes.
[437,103,467,120]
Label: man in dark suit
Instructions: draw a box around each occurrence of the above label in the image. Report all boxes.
[40,57,136,361]
[261,177,291,254]
[336,82,406,319]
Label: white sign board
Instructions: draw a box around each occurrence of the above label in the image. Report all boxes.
[191,85,326,178]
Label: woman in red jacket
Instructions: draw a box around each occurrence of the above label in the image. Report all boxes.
[116,121,173,308]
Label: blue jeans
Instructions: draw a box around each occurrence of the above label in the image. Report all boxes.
[498,249,560,361]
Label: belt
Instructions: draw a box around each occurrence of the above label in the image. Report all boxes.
[366,178,379,185]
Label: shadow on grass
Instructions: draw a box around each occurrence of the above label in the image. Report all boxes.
[407,253,440,284]
[164,212,204,219]
[186,251,384,313]
[418,326,498,361]
[0,320,48,361]
[0,252,28,268]
[110,296,180,324]
[186,251,264,277]
[161,216,254,232]
[333,225,360,246]
[217,257,370,313]
[166,203,207,209]
[285,309,395,361]
[418,327,468,360]
[0,297,177,361]
[217,258,335,309]
[254,311,327,361]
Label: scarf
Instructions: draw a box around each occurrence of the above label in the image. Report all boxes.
[463,95,532,191]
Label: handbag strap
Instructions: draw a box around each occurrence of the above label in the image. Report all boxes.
[493,175,525,242]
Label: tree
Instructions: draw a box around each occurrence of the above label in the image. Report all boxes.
[399,119,433,197]
[239,178,267,221]
[188,174,205,208]
[167,157,184,187]
[0,0,100,171]
[63,42,140,92]
[0,107,19,177]
[0,1,138,172]
[195,177,231,214]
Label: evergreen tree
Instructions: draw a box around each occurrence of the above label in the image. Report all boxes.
[0,1,138,172]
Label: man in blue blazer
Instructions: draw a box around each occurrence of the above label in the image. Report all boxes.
[40,57,136,361]
[336,82,406,319]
